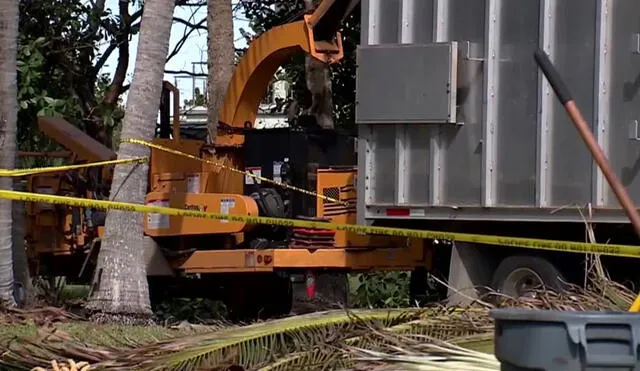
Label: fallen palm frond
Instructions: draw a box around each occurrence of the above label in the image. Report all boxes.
[344,330,500,371]
[347,342,500,371]
[255,307,492,371]
[8,242,639,371]
[0,306,82,327]
[94,308,422,371]
[0,328,122,371]
[9,277,631,371]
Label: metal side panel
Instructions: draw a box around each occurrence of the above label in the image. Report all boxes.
[355,43,458,124]
[608,0,640,206]
[439,0,486,205]
[358,0,639,224]
[494,0,540,206]
[549,0,598,206]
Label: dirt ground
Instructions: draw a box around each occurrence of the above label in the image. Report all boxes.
[290,272,349,315]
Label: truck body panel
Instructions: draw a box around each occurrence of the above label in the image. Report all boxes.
[357,0,640,224]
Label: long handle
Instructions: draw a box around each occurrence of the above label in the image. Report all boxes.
[534,49,640,312]
[534,49,640,239]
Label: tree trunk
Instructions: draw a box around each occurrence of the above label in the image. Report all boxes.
[207,0,235,144]
[12,177,33,307]
[0,0,19,307]
[86,0,175,318]
[303,0,334,130]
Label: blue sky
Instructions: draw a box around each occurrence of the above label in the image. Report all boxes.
[100,1,250,103]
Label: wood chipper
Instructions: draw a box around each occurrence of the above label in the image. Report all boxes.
[22,0,433,320]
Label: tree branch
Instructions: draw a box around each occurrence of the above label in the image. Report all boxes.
[102,0,131,109]
[130,8,144,24]
[92,3,143,76]
[175,0,207,6]
[94,42,118,74]
[173,16,207,30]
[166,17,207,63]
[165,70,207,77]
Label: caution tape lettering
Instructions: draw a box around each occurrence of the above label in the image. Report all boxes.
[2,189,640,259]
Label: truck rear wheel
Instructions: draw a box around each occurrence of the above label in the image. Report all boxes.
[491,255,566,298]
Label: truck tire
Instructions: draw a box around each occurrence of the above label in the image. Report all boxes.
[491,255,566,298]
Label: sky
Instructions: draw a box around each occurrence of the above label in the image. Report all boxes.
[100,1,250,104]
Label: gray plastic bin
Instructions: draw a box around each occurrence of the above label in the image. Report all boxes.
[490,309,640,370]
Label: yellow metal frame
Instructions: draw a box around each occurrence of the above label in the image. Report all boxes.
[175,243,428,273]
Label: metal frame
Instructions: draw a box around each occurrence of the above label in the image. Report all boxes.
[365,205,639,224]
[394,0,415,205]
[593,0,612,207]
[357,0,378,225]
[176,245,428,273]
[481,0,500,207]
[536,0,555,207]
[429,0,448,206]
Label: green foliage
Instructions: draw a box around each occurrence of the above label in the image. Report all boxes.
[31,277,89,307]
[153,298,227,324]
[184,87,207,107]
[16,27,84,153]
[239,0,360,131]
[349,272,411,308]
[17,0,134,153]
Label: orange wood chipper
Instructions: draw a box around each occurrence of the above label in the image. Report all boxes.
[21,0,433,320]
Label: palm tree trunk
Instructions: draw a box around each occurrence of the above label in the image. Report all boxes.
[85,0,175,317]
[303,0,334,130]
[207,0,235,143]
[0,0,19,306]
[12,177,33,306]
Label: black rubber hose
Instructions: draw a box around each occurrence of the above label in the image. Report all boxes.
[534,49,573,105]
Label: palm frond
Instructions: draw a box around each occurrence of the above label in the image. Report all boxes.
[346,332,500,371]
[349,346,499,371]
[10,247,640,371]
[94,308,423,371]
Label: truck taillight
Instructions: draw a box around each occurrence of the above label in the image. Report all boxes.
[386,208,410,217]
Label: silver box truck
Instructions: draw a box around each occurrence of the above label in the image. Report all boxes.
[354,0,640,302]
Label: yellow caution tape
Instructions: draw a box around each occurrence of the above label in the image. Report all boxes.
[123,138,349,206]
[2,189,639,259]
[0,157,148,177]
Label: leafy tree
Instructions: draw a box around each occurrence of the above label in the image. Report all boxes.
[17,0,140,150]
[239,0,360,131]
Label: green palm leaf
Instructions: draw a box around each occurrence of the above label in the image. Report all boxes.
[96,308,422,370]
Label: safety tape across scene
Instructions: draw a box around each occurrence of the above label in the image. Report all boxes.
[0,157,148,177]
[1,189,639,259]
[123,138,349,206]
